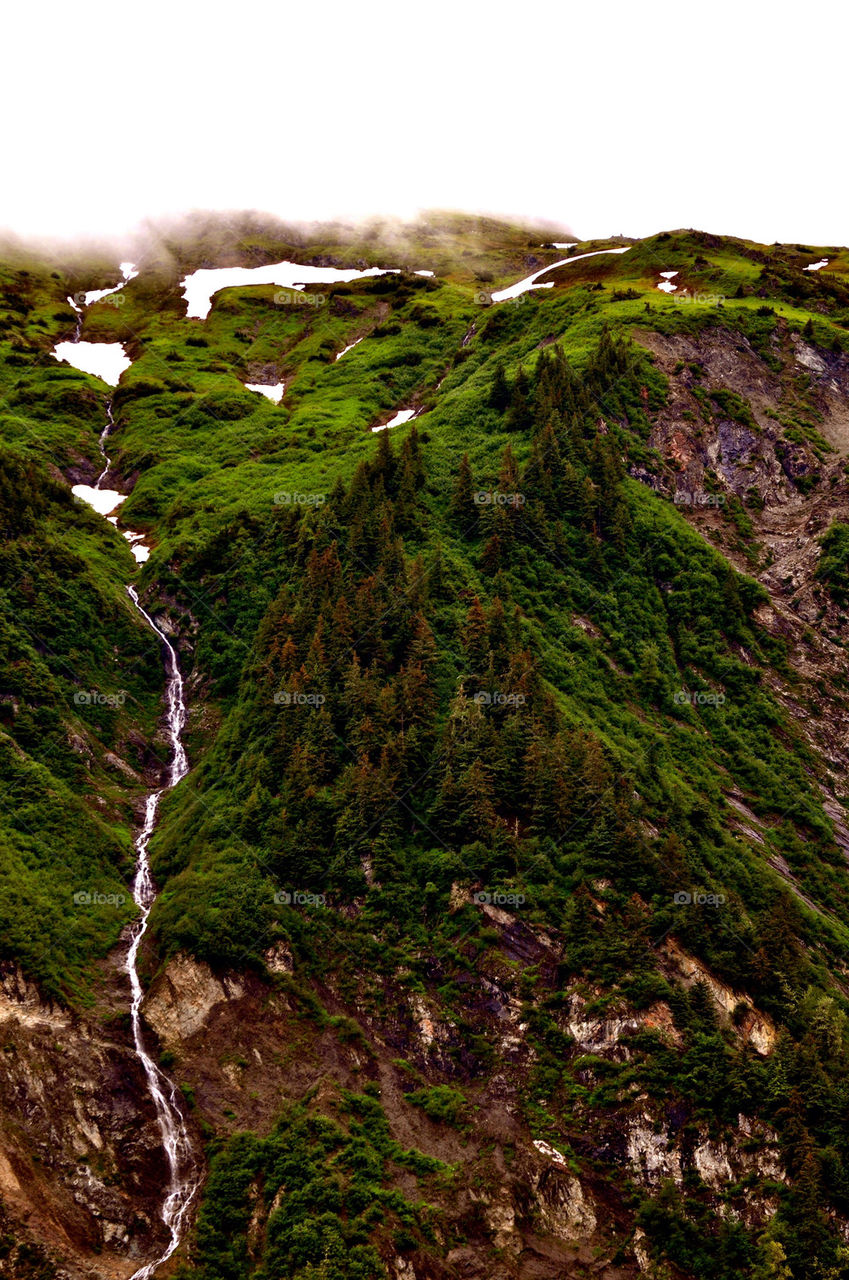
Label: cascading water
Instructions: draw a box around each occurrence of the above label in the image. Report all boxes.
[96,403,115,486]
[123,587,198,1280]
[70,342,198,1275]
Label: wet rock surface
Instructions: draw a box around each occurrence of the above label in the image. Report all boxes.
[0,964,171,1280]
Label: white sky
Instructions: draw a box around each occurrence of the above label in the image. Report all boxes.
[7,0,848,248]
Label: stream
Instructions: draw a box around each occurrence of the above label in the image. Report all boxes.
[62,319,198,1276]
[123,584,197,1280]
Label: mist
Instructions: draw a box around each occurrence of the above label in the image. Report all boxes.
[7,0,848,249]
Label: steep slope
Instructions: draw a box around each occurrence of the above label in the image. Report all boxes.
[2,218,849,1279]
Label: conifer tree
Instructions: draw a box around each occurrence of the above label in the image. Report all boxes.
[505,367,532,432]
[449,453,478,534]
[489,361,511,412]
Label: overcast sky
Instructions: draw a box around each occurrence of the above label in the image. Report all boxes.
[8,0,848,248]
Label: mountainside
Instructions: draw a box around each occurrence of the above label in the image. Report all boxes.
[3,213,849,1279]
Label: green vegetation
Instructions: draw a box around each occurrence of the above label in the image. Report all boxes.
[178,1090,447,1280]
[403,1084,468,1127]
[3,217,849,1275]
[0,447,163,998]
[817,521,849,605]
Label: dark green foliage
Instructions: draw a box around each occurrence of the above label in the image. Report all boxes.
[181,1095,445,1280]
[403,1084,468,1126]
[0,446,163,998]
[6,225,849,1275]
[816,521,849,605]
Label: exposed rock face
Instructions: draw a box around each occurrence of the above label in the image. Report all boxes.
[0,891,796,1280]
[0,909,801,1280]
[530,1165,598,1241]
[561,991,674,1058]
[615,1109,784,1228]
[0,964,172,1280]
[143,951,245,1049]
[632,323,849,857]
[636,323,849,492]
[659,940,776,1054]
[118,923,793,1274]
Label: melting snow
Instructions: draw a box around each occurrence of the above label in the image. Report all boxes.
[804,258,829,272]
[372,409,416,433]
[245,382,285,403]
[72,485,127,517]
[76,491,151,559]
[551,242,578,249]
[82,262,138,307]
[181,261,406,320]
[657,270,679,294]
[491,246,631,303]
[84,286,119,305]
[336,338,364,361]
[53,341,131,385]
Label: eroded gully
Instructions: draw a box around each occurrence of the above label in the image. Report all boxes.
[83,399,198,1278]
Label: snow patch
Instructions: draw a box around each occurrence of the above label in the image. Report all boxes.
[245,382,285,403]
[657,270,679,294]
[372,409,417,433]
[72,485,127,518]
[53,342,131,385]
[82,262,137,307]
[491,246,631,303]
[120,529,152,562]
[804,258,829,272]
[336,337,364,361]
[181,261,406,320]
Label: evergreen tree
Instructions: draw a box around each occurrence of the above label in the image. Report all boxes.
[505,366,532,433]
[449,453,478,534]
[489,361,511,412]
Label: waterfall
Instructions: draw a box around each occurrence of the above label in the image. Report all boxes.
[79,378,198,1276]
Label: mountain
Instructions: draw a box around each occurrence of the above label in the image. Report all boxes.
[2,213,849,1279]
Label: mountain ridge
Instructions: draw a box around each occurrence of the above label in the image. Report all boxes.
[2,216,849,1279]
